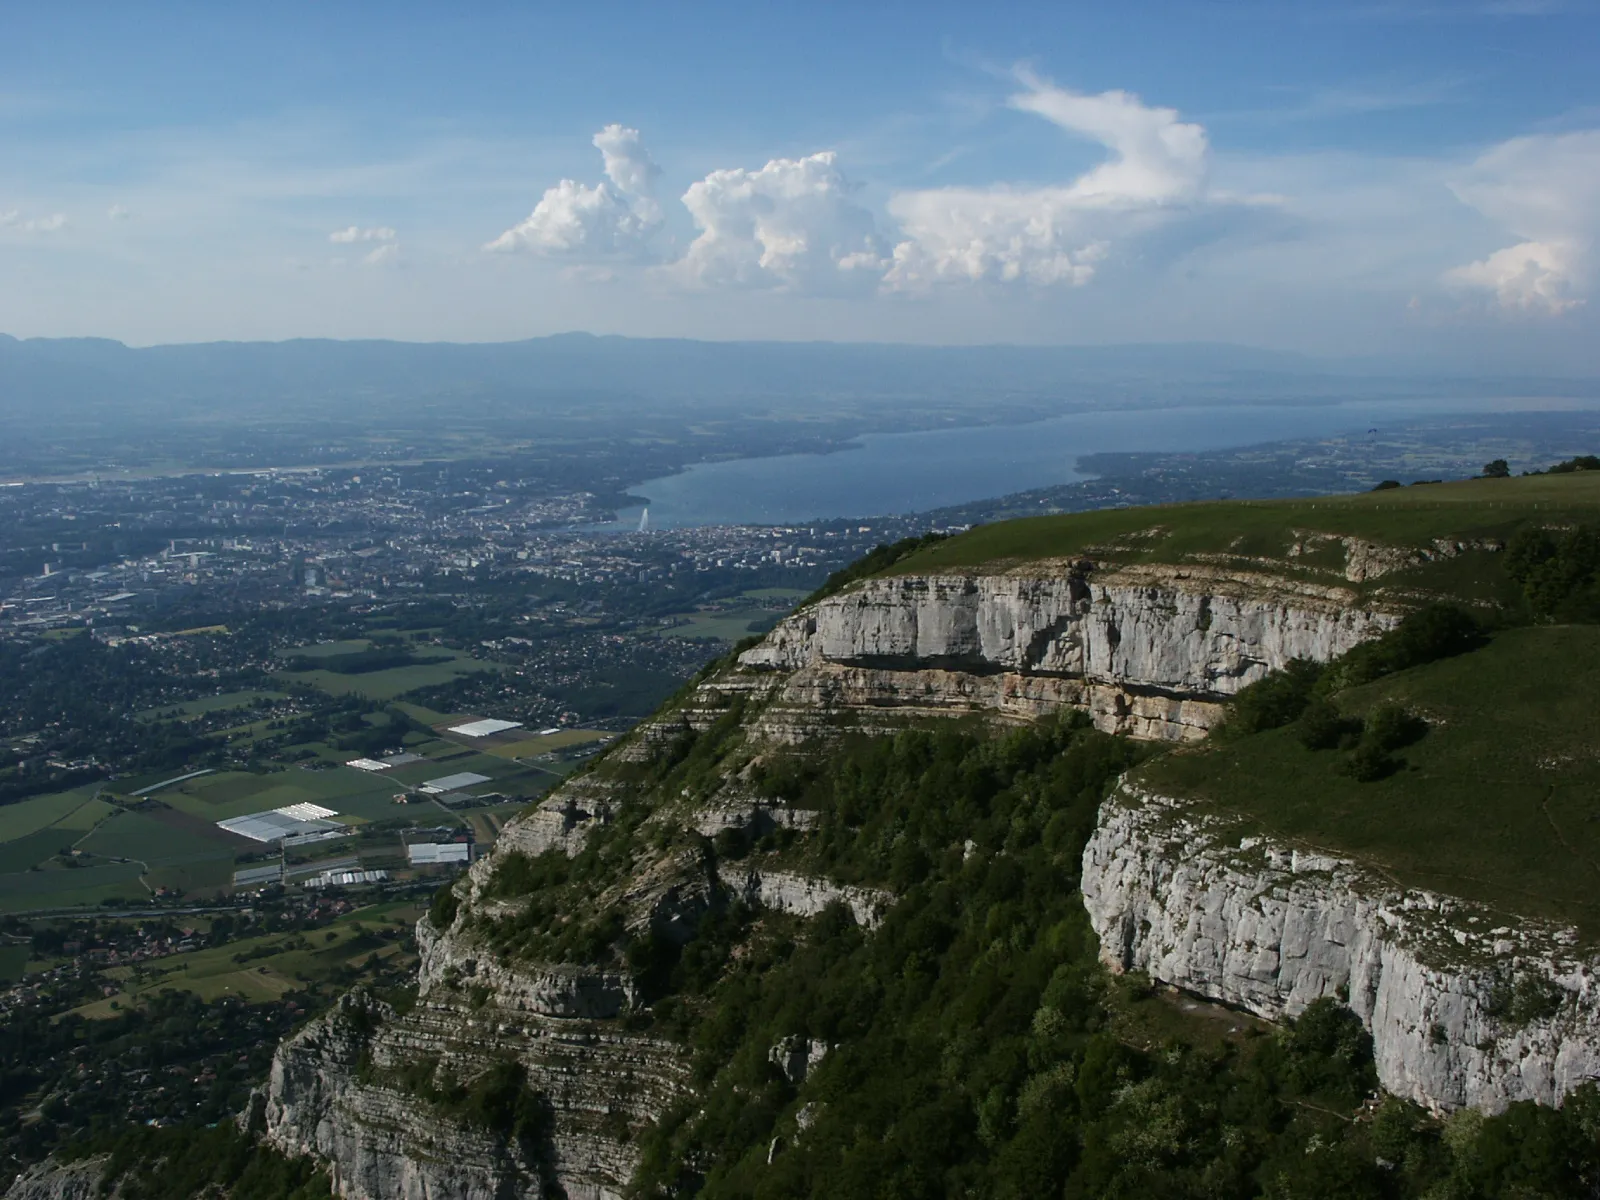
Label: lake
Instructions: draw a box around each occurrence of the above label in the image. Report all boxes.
[608,396,1595,529]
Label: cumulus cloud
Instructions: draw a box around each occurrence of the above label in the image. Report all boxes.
[486,124,663,257]
[362,242,399,267]
[675,151,887,290]
[1445,130,1600,314]
[330,225,396,244]
[107,204,129,220]
[1,210,67,233]
[886,72,1210,289]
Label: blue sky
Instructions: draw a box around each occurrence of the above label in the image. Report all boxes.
[3,1,1598,369]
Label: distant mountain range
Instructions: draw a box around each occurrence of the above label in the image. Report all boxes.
[1,331,1595,437]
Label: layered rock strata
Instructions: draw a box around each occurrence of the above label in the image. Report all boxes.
[1082,784,1600,1114]
[254,560,1412,1193]
[739,568,1396,741]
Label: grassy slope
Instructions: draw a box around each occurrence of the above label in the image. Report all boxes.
[1139,624,1600,936]
[863,470,1600,934]
[889,471,1600,592]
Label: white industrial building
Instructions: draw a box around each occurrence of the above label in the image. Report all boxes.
[418,771,490,795]
[447,718,523,738]
[217,802,346,845]
[407,842,472,865]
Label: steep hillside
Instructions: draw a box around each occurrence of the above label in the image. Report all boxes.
[234,469,1600,1199]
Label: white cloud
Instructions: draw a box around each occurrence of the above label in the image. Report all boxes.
[675,151,887,290]
[1,210,67,233]
[1445,131,1600,314]
[330,225,397,244]
[362,242,399,267]
[486,124,662,257]
[107,204,130,220]
[885,72,1211,289]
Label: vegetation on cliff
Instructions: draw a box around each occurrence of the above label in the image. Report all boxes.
[886,469,1600,609]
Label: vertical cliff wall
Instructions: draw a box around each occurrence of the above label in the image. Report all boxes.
[738,567,1397,741]
[1082,785,1600,1114]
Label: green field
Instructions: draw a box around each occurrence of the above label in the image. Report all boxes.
[79,809,239,867]
[276,650,498,701]
[657,611,769,641]
[137,689,289,721]
[0,944,28,982]
[891,470,1600,599]
[392,700,464,725]
[0,787,106,842]
[0,829,79,874]
[1141,624,1600,937]
[164,767,403,823]
[274,639,371,660]
[0,861,147,910]
[71,900,423,1017]
[52,797,115,831]
[487,729,610,758]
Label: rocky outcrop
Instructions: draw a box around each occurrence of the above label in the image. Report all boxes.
[718,865,892,929]
[739,568,1396,741]
[1082,784,1600,1114]
[252,992,549,1200]
[3,1157,111,1200]
[251,552,1428,1194]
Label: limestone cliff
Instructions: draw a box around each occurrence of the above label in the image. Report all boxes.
[2,1158,112,1200]
[739,566,1396,741]
[253,558,1416,1195]
[1082,784,1600,1114]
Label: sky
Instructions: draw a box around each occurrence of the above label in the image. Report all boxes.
[3,0,1599,370]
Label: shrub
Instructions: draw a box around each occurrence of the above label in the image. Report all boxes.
[1506,524,1600,620]
[1360,703,1426,754]
[1283,998,1377,1103]
[1547,454,1600,474]
[1297,698,1357,751]
[1223,658,1322,736]
[1325,604,1482,690]
[1343,741,1397,783]
[428,883,460,929]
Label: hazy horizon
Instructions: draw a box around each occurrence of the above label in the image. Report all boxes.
[4,3,1599,373]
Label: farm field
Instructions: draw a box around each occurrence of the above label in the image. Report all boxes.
[654,610,769,642]
[274,639,371,660]
[0,943,28,982]
[275,650,499,701]
[136,689,289,722]
[486,729,610,758]
[0,786,107,842]
[70,900,424,1018]
[0,862,148,911]
[79,809,244,867]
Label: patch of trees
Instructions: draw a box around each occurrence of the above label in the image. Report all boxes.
[1220,604,1479,781]
[57,1123,330,1200]
[282,647,450,675]
[613,716,1600,1198]
[1506,523,1600,622]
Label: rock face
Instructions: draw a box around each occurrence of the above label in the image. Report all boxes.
[740,568,1396,741]
[253,559,1412,1195]
[1082,785,1600,1114]
[252,993,545,1200]
[3,1157,111,1200]
[717,865,892,930]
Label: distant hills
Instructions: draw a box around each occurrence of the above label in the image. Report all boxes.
[2,332,1597,464]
